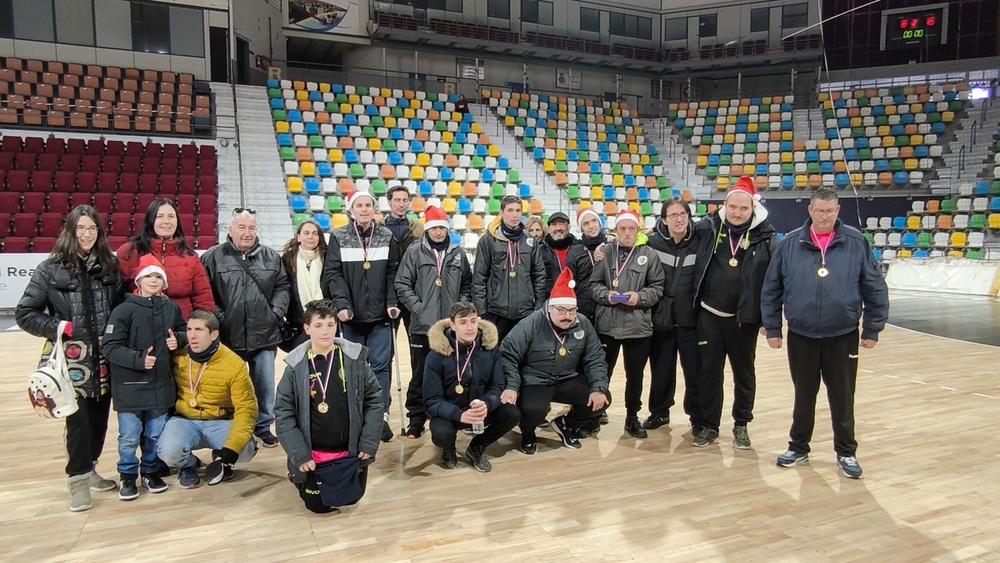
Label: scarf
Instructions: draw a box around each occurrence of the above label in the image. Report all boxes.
[544,233,575,250]
[580,231,606,250]
[296,248,324,311]
[190,338,221,364]
[500,221,524,242]
[725,215,753,238]
[426,232,450,251]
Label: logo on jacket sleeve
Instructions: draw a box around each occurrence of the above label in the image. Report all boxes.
[526,238,535,247]
[637,256,648,266]
[574,330,585,340]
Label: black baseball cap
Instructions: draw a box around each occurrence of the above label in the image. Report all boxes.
[547,212,570,225]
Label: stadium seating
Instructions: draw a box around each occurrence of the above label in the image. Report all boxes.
[268,81,539,239]
[0,135,218,252]
[864,194,995,261]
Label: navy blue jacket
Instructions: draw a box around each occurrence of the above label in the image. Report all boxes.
[423,319,503,422]
[761,219,888,341]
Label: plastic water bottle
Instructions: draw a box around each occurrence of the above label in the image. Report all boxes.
[471,399,485,435]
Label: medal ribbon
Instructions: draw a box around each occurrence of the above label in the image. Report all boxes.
[352,221,372,264]
[309,348,346,406]
[809,226,833,269]
[551,327,567,352]
[433,248,446,279]
[504,240,521,273]
[454,336,476,388]
[727,229,746,262]
[614,244,637,280]
[188,361,208,403]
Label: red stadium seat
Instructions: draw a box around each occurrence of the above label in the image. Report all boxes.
[92,193,115,214]
[86,139,104,155]
[107,236,129,249]
[66,139,86,155]
[135,193,157,213]
[77,172,97,192]
[181,144,198,159]
[176,194,196,211]
[3,237,31,252]
[22,192,46,214]
[195,235,217,249]
[0,152,13,170]
[110,213,133,236]
[1,136,22,152]
[139,174,159,193]
[6,170,29,189]
[23,137,45,153]
[96,172,118,193]
[45,138,66,154]
[125,141,144,156]
[0,213,12,237]
[32,237,56,253]
[81,154,102,172]
[179,214,196,235]
[39,213,64,236]
[13,213,38,237]
[196,194,217,214]
[178,175,197,194]
[60,153,81,172]
[15,153,36,170]
[163,144,181,159]
[106,140,126,156]
[54,171,76,192]
[0,193,20,212]
[31,170,53,192]
[37,153,60,171]
[47,192,71,213]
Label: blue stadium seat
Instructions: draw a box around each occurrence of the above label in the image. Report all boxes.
[344,114,357,126]
[317,163,332,177]
[344,150,359,164]
[335,125,349,137]
[277,134,293,147]
[892,216,906,230]
[498,158,510,170]
[314,213,332,231]
[782,175,795,190]
[290,195,308,212]
[482,169,494,183]
[458,198,473,214]
[440,168,453,181]
[419,181,433,197]
[519,184,532,199]
[305,178,321,195]
[390,152,403,166]
[901,232,917,248]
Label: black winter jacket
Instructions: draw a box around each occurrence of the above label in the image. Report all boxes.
[761,219,889,341]
[501,307,608,393]
[565,233,609,320]
[103,293,189,411]
[693,209,778,325]
[540,233,578,295]
[472,217,547,320]
[323,220,399,324]
[16,255,126,398]
[423,319,503,422]
[394,238,472,335]
[647,220,702,330]
[201,239,291,354]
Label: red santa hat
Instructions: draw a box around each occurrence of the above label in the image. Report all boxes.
[135,254,168,290]
[725,176,761,205]
[423,205,449,230]
[577,207,601,227]
[346,190,375,209]
[549,267,577,307]
[615,209,641,227]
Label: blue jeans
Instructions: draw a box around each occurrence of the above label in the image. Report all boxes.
[342,321,392,413]
[156,417,258,469]
[247,348,277,436]
[116,409,168,476]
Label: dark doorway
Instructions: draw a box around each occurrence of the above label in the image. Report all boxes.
[209,26,228,82]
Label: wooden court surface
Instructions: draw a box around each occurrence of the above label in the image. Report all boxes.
[1,306,998,561]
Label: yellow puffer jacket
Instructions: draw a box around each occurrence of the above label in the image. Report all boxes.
[172,344,258,454]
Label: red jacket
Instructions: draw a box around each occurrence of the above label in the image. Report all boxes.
[118,239,215,320]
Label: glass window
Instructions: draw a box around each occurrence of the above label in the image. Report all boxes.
[750,7,769,33]
[95,0,131,49]
[609,12,623,35]
[132,1,170,54]
[12,0,54,42]
[782,3,808,29]
[663,17,686,41]
[170,5,204,57]
[55,0,95,46]
[0,0,12,38]
[521,0,552,25]
[580,7,600,33]
[638,16,651,40]
[699,14,717,38]
[538,0,552,25]
[487,0,509,19]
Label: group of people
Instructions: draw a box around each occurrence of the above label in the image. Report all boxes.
[15,174,888,515]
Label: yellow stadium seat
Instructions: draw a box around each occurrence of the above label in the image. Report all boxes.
[332,213,349,229]
[287,177,303,193]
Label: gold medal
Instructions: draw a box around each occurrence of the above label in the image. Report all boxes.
[612,278,619,288]
[363,261,371,270]
[317,402,329,414]
[559,347,567,357]
[455,384,464,394]
[729,258,739,267]
[189,399,197,408]
[435,277,443,287]
[509,271,516,279]
[818,267,829,278]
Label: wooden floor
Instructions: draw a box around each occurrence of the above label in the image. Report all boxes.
[2,298,999,561]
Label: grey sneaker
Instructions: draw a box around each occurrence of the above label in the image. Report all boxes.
[838,456,863,479]
[89,469,117,492]
[733,426,752,450]
[776,449,809,468]
[692,427,719,448]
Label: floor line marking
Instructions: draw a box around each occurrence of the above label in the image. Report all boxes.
[912,380,926,385]
[940,386,957,391]
[973,393,994,399]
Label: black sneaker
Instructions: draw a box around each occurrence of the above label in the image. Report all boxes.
[205,460,226,486]
[178,466,201,489]
[624,416,648,439]
[381,422,394,442]
[141,474,169,494]
[520,433,538,455]
[466,444,492,473]
[257,431,279,448]
[118,476,139,501]
[642,414,669,430]
[599,412,609,425]
[441,447,458,469]
[692,427,720,448]
[552,416,582,449]
[537,419,551,429]
[405,422,424,439]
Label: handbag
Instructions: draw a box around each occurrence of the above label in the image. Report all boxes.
[313,456,364,507]
[27,321,79,419]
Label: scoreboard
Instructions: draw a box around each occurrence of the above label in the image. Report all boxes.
[880,4,948,51]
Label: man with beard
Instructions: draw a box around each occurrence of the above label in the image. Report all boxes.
[691,177,778,450]
[539,212,578,295]
[394,206,472,439]
[472,195,547,343]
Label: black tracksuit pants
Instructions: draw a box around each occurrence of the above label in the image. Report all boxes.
[405,333,430,428]
[430,404,521,450]
[65,393,112,476]
[648,326,703,425]
[786,329,860,457]
[698,312,759,432]
[518,377,609,434]
[482,313,522,344]
[600,335,651,417]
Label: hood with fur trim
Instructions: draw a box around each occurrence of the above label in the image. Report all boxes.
[427,318,499,356]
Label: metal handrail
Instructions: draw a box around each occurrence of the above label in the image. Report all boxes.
[681,155,689,180]
[970,120,978,147]
[957,144,965,180]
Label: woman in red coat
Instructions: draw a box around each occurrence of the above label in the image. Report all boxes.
[117,198,215,320]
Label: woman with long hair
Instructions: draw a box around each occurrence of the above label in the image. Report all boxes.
[281,220,329,349]
[117,198,215,319]
[16,205,127,512]
[524,215,547,241]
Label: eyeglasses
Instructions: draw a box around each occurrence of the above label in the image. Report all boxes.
[233,207,257,215]
[811,208,838,216]
[665,213,688,220]
[552,306,578,315]
[75,226,99,234]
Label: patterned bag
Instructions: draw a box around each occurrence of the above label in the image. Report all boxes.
[27,321,79,419]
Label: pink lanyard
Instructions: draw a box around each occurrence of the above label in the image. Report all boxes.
[809,226,833,267]
[503,240,521,273]
[433,249,446,278]
[455,337,476,384]
[728,230,746,259]
[352,222,371,262]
